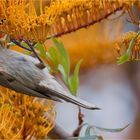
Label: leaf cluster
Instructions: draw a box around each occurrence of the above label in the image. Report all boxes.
[37,37,82,96]
[68,123,129,140]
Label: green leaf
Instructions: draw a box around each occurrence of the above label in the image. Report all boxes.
[67,135,97,140]
[85,126,92,136]
[46,47,59,69]
[58,64,67,82]
[52,37,70,81]
[49,38,82,96]
[69,60,82,96]
[24,50,33,55]
[21,41,30,49]
[85,125,96,137]
[20,42,33,55]
[117,53,129,65]
[94,124,129,133]
[34,42,46,57]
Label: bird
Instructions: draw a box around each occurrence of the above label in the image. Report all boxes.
[0,46,99,110]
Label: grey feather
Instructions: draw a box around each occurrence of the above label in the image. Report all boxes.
[0,46,99,110]
[0,70,62,102]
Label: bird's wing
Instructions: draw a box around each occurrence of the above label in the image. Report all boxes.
[0,71,61,101]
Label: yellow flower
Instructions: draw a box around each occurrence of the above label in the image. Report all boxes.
[0,86,56,139]
[0,0,55,42]
[0,0,137,43]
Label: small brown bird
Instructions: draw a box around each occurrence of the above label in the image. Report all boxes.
[0,46,99,110]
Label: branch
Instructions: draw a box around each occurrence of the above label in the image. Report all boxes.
[10,38,32,51]
[48,6,123,39]
[73,107,85,137]
[48,108,85,139]
[23,39,45,67]
[48,113,85,139]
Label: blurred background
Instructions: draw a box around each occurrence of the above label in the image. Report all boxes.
[46,9,140,139]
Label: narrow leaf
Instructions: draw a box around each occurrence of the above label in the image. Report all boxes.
[117,53,129,65]
[117,31,140,64]
[69,60,82,96]
[58,64,67,82]
[94,124,129,133]
[67,135,97,140]
[21,41,30,49]
[34,42,46,57]
[52,37,70,81]
[85,125,96,137]
[46,47,59,69]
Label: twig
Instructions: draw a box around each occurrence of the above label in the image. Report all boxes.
[48,107,85,139]
[23,39,45,66]
[73,107,85,137]
[10,38,32,51]
[78,107,84,126]
[11,38,46,68]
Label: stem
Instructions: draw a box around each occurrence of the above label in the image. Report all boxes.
[23,39,45,66]
[10,38,32,51]
[78,107,84,126]
[73,106,84,137]
[48,108,85,139]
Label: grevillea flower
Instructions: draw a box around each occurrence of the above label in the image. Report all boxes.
[0,0,58,42]
[116,31,140,61]
[0,0,137,43]
[0,86,56,139]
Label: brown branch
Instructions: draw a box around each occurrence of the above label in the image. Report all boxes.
[48,6,123,39]
[48,107,85,139]
[23,39,45,67]
[73,107,85,137]
[10,38,32,51]
[78,107,84,126]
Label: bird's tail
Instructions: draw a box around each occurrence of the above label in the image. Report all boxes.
[58,91,100,110]
[39,74,100,110]
[40,86,100,110]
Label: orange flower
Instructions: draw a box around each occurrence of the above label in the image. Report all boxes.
[116,31,140,61]
[0,86,56,139]
[0,0,136,43]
